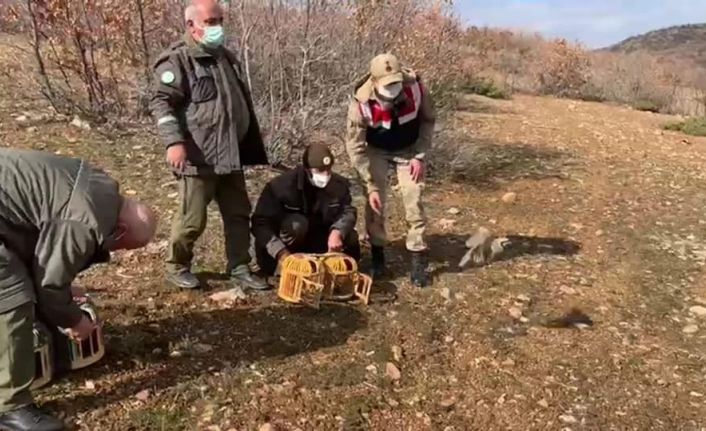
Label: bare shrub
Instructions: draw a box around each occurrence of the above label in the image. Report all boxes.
[537,39,590,98]
[1,0,464,165]
[587,51,679,113]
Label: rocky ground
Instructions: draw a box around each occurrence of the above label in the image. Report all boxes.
[3,43,706,431]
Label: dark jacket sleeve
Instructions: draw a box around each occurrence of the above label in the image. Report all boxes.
[252,183,287,259]
[330,180,357,237]
[33,220,99,328]
[149,52,188,148]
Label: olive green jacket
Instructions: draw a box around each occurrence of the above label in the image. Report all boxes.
[0,148,120,328]
[150,35,268,176]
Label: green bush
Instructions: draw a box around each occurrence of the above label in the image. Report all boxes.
[463,79,511,100]
[664,117,706,136]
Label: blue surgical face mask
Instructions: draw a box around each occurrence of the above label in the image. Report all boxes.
[200,25,225,48]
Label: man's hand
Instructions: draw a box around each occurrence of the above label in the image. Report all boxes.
[277,249,291,262]
[328,229,344,252]
[167,143,188,171]
[368,191,383,215]
[66,315,97,341]
[410,158,425,183]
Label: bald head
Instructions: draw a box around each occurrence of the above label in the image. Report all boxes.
[185,0,224,44]
[110,197,157,251]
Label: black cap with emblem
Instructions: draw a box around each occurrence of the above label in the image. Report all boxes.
[303,143,334,170]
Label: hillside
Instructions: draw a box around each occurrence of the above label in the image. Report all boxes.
[4,53,706,427]
[606,23,706,68]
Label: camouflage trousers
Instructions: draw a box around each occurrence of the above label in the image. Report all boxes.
[365,147,427,252]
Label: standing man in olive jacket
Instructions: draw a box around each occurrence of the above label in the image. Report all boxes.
[0,147,157,431]
[252,144,360,277]
[150,0,269,291]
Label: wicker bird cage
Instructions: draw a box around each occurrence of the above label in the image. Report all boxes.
[321,253,372,305]
[54,296,106,372]
[278,253,372,308]
[31,321,53,390]
[277,253,326,308]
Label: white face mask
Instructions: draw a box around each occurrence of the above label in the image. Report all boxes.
[377,82,403,100]
[309,172,331,188]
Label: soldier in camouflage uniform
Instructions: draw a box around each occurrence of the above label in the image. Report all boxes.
[150,0,269,291]
[345,53,436,287]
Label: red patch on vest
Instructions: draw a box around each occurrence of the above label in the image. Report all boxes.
[364,84,422,127]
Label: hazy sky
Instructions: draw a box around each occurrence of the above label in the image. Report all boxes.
[456,0,706,48]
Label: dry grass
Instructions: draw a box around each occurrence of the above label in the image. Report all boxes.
[4,56,706,428]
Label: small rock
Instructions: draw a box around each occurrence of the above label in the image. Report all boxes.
[26,126,37,133]
[70,116,91,130]
[169,350,183,358]
[559,414,577,424]
[689,306,706,318]
[508,307,523,320]
[439,397,456,409]
[690,391,703,398]
[135,389,150,401]
[391,345,403,362]
[152,348,163,355]
[84,380,96,390]
[447,207,461,215]
[595,229,604,237]
[437,218,456,230]
[538,398,549,408]
[519,317,530,323]
[385,362,401,380]
[15,115,28,123]
[444,335,454,343]
[440,288,452,301]
[501,192,517,204]
[683,324,699,334]
[502,359,515,367]
[259,424,275,431]
[560,286,577,295]
[366,364,377,372]
[516,294,531,303]
[570,223,584,231]
[124,189,138,196]
[209,288,247,303]
[193,343,213,354]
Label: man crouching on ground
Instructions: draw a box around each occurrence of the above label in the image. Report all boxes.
[251,143,361,280]
[0,148,157,431]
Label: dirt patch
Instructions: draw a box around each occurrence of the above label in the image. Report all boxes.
[3,69,706,429]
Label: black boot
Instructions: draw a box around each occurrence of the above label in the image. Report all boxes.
[370,246,387,280]
[410,251,430,288]
[0,405,65,431]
